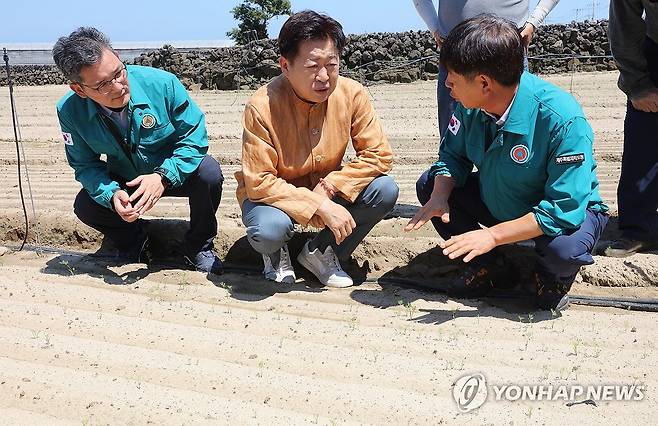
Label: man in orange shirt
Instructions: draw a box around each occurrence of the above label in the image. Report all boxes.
[236,10,398,287]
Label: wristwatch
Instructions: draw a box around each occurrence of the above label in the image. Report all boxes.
[153,167,171,187]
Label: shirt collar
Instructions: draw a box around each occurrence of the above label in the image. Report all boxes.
[281,75,329,112]
[98,104,124,117]
[483,91,516,126]
[501,71,536,135]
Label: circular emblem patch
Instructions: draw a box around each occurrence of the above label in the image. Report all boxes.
[141,113,156,129]
[510,144,530,164]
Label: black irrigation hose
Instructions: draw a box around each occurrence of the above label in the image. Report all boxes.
[7,243,658,312]
[568,295,658,311]
[363,277,658,312]
[3,48,28,251]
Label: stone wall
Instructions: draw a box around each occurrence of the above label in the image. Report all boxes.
[0,65,66,86]
[1,20,616,89]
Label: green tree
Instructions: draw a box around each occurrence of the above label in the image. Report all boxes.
[227,0,292,45]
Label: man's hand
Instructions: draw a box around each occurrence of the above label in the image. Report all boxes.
[112,190,139,223]
[313,178,337,200]
[441,229,497,263]
[316,198,356,245]
[127,173,166,215]
[308,215,325,229]
[308,178,338,229]
[432,30,444,49]
[520,22,536,49]
[404,195,450,232]
[631,88,658,112]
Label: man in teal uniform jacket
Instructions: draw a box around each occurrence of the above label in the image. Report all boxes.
[406,15,608,310]
[53,27,223,273]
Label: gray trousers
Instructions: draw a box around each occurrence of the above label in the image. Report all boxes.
[242,175,399,263]
[437,64,456,141]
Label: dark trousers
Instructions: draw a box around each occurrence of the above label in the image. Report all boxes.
[617,37,658,241]
[416,170,609,283]
[74,155,223,253]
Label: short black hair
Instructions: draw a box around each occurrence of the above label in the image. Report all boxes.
[52,27,112,83]
[278,10,346,60]
[440,14,524,87]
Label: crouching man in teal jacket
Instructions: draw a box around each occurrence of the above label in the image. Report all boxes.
[405,15,608,310]
[53,27,223,274]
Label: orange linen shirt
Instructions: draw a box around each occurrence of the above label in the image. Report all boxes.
[235,75,393,226]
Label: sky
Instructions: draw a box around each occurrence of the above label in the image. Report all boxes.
[1,0,611,44]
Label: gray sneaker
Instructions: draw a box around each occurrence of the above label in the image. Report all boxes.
[296,241,353,288]
[262,244,296,284]
[186,250,223,275]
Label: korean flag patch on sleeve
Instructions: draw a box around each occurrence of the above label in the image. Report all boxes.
[62,132,74,146]
[447,114,461,135]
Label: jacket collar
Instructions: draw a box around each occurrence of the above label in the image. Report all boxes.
[478,71,536,135]
[85,65,151,121]
[500,71,536,135]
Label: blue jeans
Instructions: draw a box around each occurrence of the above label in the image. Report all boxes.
[617,37,658,241]
[242,175,399,262]
[416,170,609,283]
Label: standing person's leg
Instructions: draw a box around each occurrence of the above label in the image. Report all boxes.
[607,37,658,256]
[533,210,609,310]
[437,64,457,140]
[298,175,398,287]
[73,188,148,261]
[617,101,658,239]
[164,155,223,273]
[242,200,296,283]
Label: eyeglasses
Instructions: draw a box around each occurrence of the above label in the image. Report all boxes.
[80,65,127,95]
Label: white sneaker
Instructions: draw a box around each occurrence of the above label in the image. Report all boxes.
[262,245,296,284]
[296,241,353,288]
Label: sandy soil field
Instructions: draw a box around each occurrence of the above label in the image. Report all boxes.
[0,72,656,424]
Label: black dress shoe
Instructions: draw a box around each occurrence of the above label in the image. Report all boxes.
[533,272,571,311]
[448,255,520,298]
[116,234,150,264]
[448,260,495,298]
[603,237,658,258]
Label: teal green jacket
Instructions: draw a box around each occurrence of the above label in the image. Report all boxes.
[56,65,208,209]
[430,71,608,236]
